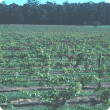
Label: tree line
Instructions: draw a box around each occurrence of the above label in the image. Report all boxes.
[0,0,110,25]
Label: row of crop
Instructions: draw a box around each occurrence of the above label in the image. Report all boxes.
[0,85,109,109]
[0,65,104,88]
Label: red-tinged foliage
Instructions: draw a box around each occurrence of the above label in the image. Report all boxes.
[61,54,67,57]
[18,48,26,50]
[9,47,26,51]
[63,54,74,61]
[69,44,72,46]
[61,40,70,43]
[9,47,19,50]
[61,40,66,42]
[59,52,83,61]
[76,52,83,57]
[59,54,67,57]
[24,43,32,46]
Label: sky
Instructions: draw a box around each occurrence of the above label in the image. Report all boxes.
[0,0,110,5]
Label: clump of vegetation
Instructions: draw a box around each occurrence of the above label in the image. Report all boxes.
[92,21,101,27]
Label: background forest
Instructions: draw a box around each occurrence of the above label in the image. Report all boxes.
[0,0,110,25]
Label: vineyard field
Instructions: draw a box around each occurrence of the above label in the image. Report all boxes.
[0,24,110,110]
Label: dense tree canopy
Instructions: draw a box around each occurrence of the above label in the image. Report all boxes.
[0,0,110,25]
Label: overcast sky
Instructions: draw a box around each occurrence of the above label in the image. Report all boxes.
[0,0,109,5]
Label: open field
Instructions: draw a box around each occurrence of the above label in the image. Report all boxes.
[0,25,110,110]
